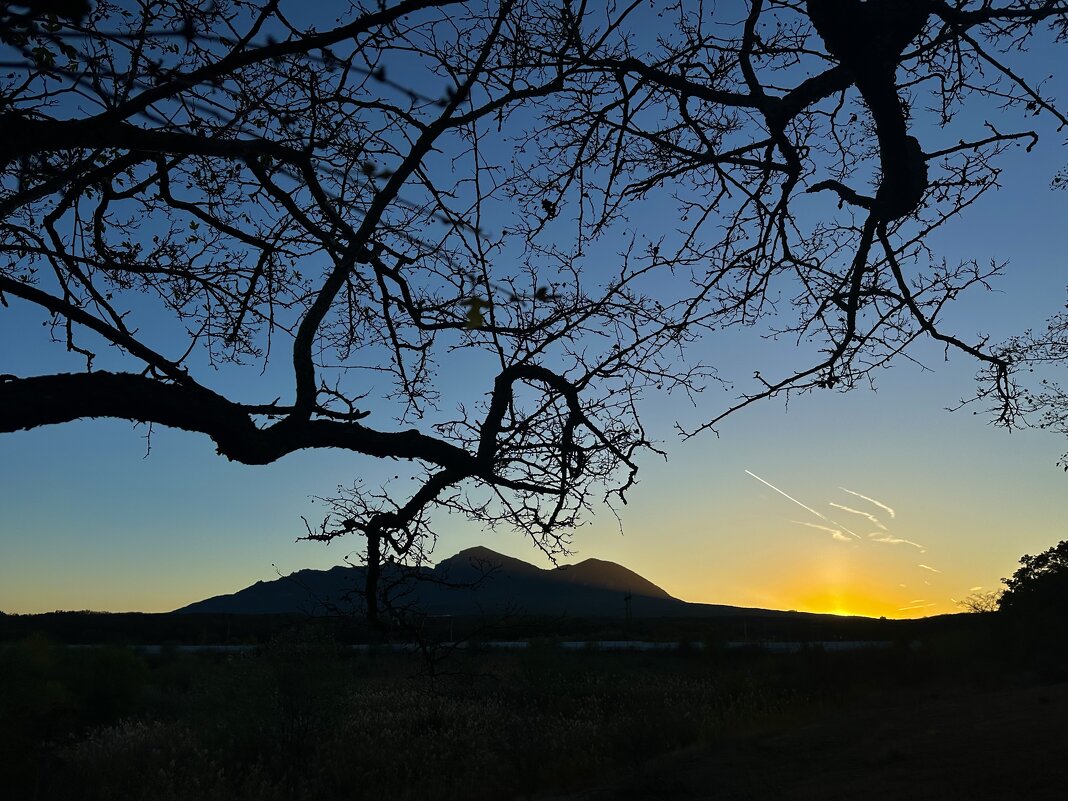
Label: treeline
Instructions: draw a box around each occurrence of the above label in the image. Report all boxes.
[0,608,980,647]
[0,611,360,646]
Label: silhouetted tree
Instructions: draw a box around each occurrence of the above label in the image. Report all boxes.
[997,539,1068,675]
[999,539,1068,616]
[958,589,1002,614]
[1,1,1066,624]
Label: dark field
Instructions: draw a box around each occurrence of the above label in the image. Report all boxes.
[2,617,1065,801]
[551,678,1068,800]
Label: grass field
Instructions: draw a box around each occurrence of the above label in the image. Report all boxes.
[549,681,1068,800]
[0,624,1062,800]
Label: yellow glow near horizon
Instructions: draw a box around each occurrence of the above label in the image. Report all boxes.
[669,569,944,619]
[784,581,952,619]
[674,584,941,620]
[730,547,922,619]
[790,591,905,619]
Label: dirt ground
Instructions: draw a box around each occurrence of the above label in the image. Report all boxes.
[545,682,1068,801]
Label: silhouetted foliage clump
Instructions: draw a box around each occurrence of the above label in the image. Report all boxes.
[1000,540,1068,616]
[996,540,1068,678]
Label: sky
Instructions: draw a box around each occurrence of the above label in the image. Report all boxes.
[2,2,1068,619]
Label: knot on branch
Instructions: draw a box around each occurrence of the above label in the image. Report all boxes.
[807,0,931,221]
[807,0,928,69]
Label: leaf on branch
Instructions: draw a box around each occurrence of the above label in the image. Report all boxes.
[463,297,489,329]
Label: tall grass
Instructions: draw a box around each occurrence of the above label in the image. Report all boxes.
[2,635,816,800]
[1,626,1022,800]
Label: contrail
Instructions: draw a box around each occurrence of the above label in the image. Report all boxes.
[839,487,895,519]
[793,521,852,542]
[746,470,827,520]
[793,521,841,534]
[829,503,888,530]
[918,564,942,573]
[746,470,860,538]
[869,533,925,550]
[898,603,936,611]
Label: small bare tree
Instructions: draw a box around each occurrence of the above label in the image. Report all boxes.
[958,590,1003,613]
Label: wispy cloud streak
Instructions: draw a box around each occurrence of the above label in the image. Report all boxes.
[830,503,888,530]
[869,533,925,550]
[746,470,860,538]
[747,470,829,521]
[794,522,856,542]
[793,521,844,537]
[918,564,942,574]
[839,487,896,519]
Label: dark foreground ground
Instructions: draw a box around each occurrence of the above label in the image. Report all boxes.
[2,618,1065,800]
[548,681,1068,801]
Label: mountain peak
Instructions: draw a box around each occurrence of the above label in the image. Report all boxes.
[176,546,685,616]
[451,545,510,561]
[436,546,542,580]
[555,557,674,600]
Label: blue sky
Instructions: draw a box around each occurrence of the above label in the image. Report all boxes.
[2,1,1067,617]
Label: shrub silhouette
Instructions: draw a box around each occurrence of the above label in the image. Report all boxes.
[999,540,1068,617]
[998,540,1068,678]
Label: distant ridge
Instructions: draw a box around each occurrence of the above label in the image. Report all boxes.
[554,557,672,599]
[175,547,801,619]
[435,547,674,600]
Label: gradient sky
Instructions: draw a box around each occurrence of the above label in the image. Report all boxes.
[2,2,1067,619]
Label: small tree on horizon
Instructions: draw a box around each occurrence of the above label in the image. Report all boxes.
[958,590,1003,614]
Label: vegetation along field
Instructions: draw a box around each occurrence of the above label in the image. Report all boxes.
[2,613,1066,801]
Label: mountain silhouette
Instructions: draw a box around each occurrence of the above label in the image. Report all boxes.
[175,547,786,618]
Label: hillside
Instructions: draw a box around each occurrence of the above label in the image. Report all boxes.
[175,547,754,618]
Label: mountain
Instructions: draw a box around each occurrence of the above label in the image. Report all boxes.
[433,546,674,599]
[175,547,773,618]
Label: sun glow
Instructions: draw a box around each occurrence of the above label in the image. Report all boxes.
[781,585,916,619]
